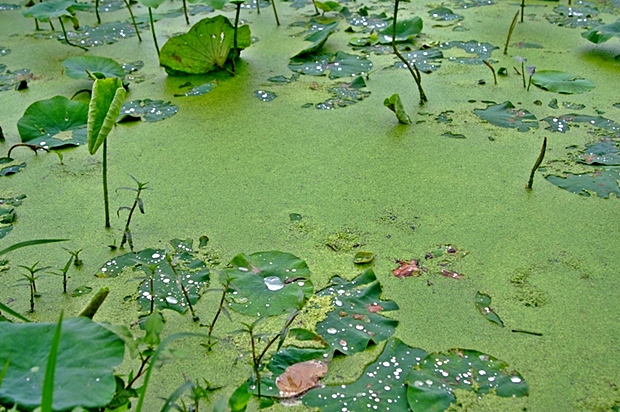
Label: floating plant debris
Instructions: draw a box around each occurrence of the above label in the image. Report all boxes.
[159,16,251,75]
[254,90,277,102]
[474,291,504,326]
[174,81,218,97]
[62,55,125,80]
[531,70,595,94]
[392,259,420,278]
[546,4,602,29]
[276,360,329,398]
[474,101,539,132]
[428,7,463,21]
[0,317,124,411]
[0,68,33,92]
[303,338,427,411]
[439,40,497,64]
[393,49,443,73]
[63,20,149,47]
[406,348,528,410]
[17,96,88,148]
[288,50,372,79]
[442,131,466,139]
[222,250,313,317]
[117,99,178,122]
[315,76,370,109]
[440,268,464,279]
[316,269,398,355]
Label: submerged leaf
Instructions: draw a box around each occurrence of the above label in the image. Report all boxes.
[160,15,251,74]
[88,77,126,155]
[531,70,595,94]
[474,101,538,132]
[17,96,88,148]
[63,56,125,80]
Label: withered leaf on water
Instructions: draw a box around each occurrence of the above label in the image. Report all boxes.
[392,259,421,278]
[440,268,464,279]
[276,360,329,398]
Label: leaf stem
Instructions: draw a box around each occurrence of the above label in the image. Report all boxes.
[58,17,88,51]
[103,139,110,228]
[123,0,142,41]
[504,10,519,55]
[526,137,547,190]
[148,7,160,57]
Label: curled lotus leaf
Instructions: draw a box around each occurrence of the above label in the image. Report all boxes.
[62,56,125,80]
[531,70,595,94]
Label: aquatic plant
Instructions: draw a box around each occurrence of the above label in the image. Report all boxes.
[47,249,75,293]
[384,93,411,124]
[87,77,127,228]
[138,0,166,56]
[503,10,519,55]
[165,251,198,321]
[22,0,90,51]
[17,262,50,312]
[117,175,150,251]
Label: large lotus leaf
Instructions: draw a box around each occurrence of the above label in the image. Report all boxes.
[531,70,595,94]
[88,77,126,154]
[406,349,528,411]
[63,56,125,80]
[545,168,620,198]
[582,18,620,43]
[17,96,88,148]
[474,101,539,132]
[315,269,399,356]
[293,21,338,57]
[377,16,423,44]
[22,0,89,21]
[222,251,313,317]
[288,50,372,79]
[117,99,178,122]
[0,317,124,410]
[159,15,251,74]
[303,338,427,411]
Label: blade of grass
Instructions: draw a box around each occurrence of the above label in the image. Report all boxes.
[0,301,31,323]
[41,311,63,412]
[159,379,196,412]
[0,239,68,256]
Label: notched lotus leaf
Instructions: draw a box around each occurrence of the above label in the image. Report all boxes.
[315,269,398,355]
[222,251,313,317]
[0,317,124,410]
[276,360,329,398]
[377,16,423,44]
[582,18,620,43]
[303,338,427,411]
[160,15,251,74]
[117,99,178,122]
[293,21,338,57]
[406,348,528,411]
[545,168,620,198]
[174,80,218,97]
[288,50,372,79]
[63,56,125,80]
[474,101,538,132]
[531,70,595,94]
[17,95,88,148]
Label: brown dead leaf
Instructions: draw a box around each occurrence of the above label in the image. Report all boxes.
[275,359,329,398]
[440,269,464,279]
[392,259,421,278]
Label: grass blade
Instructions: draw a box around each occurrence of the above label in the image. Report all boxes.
[41,311,63,412]
[0,239,68,257]
[0,301,31,323]
[159,379,195,412]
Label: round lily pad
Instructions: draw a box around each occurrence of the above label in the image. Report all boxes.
[17,95,88,148]
[117,99,178,122]
[531,70,595,94]
[62,56,125,80]
[353,251,374,264]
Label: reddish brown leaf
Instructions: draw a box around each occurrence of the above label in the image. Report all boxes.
[276,360,329,398]
[392,259,421,278]
[440,269,464,279]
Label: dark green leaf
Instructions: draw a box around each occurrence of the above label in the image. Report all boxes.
[531,70,595,94]
[440,40,497,64]
[22,0,89,21]
[17,96,88,148]
[0,317,124,410]
[546,168,620,198]
[384,93,411,124]
[0,238,67,256]
[174,81,218,97]
[160,15,251,74]
[62,56,125,80]
[582,19,620,43]
[0,68,32,93]
[474,101,538,132]
[293,21,338,57]
[0,162,26,176]
[315,269,399,356]
[474,291,504,327]
[288,50,372,79]
[41,312,63,412]
[229,381,252,412]
[377,16,423,44]
[87,77,126,154]
[118,99,178,123]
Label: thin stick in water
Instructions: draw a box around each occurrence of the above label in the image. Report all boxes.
[526,137,547,190]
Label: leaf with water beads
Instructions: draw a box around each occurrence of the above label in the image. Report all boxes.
[303,338,427,411]
[474,291,504,327]
[292,21,338,58]
[406,348,528,411]
[0,67,32,92]
[474,101,538,132]
[117,99,178,123]
[376,16,423,44]
[439,40,497,64]
[62,20,149,47]
[174,81,218,97]
[315,268,399,356]
[222,251,313,318]
[288,51,373,79]
[62,56,125,80]
[545,168,620,198]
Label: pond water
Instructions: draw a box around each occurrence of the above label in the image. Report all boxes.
[1,0,619,410]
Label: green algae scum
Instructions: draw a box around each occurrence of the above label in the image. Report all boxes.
[0,0,619,409]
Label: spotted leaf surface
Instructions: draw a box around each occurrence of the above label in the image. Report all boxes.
[315,269,399,356]
[407,349,528,411]
[223,251,313,317]
[474,101,539,132]
[303,338,427,411]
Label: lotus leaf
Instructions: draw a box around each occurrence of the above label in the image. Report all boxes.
[22,0,89,21]
[159,15,251,74]
[428,7,462,21]
[394,48,443,73]
[315,269,399,356]
[88,77,126,154]
[546,168,620,198]
[439,40,497,64]
[384,93,411,124]
[406,348,528,411]
[0,68,32,92]
[531,70,595,94]
[288,50,372,79]
[474,291,504,327]
[474,101,539,132]
[377,16,423,44]
[17,96,89,148]
[174,80,218,97]
[0,317,124,410]
[0,162,26,176]
[315,1,343,14]
[315,76,371,109]
[347,11,388,32]
[578,141,620,166]
[292,21,338,57]
[547,4,601,28]
[117,99,178,122]
[541,113,620,134]
[63,20,148,47]
[303,338,427,411]
[63,56,125,80]
[222,250,313,317]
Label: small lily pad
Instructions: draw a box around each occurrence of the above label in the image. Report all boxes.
[254,90,277,102]
[315,269,399,355]
[71,285,93,296]
[64,20,149,47]
[17,96,88,148]
[531,70,595,94]
[546,168,620,198]
[406,348,528,411]
[353,251,374,264]
[0,162,26,176]
[547,4,602,28]
[474,101,539,132]
[541,113,620,134]
[288,50,372,79]
[62,56,125,80]
[174,81,218,97]
[222,251,314,317]
[474,291,504,327]
[428,7,462,21]
[582,18,620,43]
[315,76,371,109]
[117,99,178,122]
[393,49,443,73]
[0,68,33,92]
[440,40,497,64]
[377,16,423,44]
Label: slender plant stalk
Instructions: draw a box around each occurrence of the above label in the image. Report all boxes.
[7,143,48,159]
[58,17,88,51]
[483,60,497,85]
[256,0,260,14]
[520,0,525,22]
[391,0,427,104]
[48,20,55,30]
[526,137,547,190]
[270,0,280,26]
[232,1,242,74]
[148,7,160,56]
[208,284,229,346]
[167,254,198,321]
[520,61,526,88]
[103,139,110,228]
[256,310,299,365]
[504,10,519,55]
[41,311,63,412]
[118,177,149,251]
[248,328,261,398]
[123,0,142,41]
[182,0,189,24]
[312,0,319,14]
[0,239,67,257]
[95,0,101,24]
[78,287,110,319]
